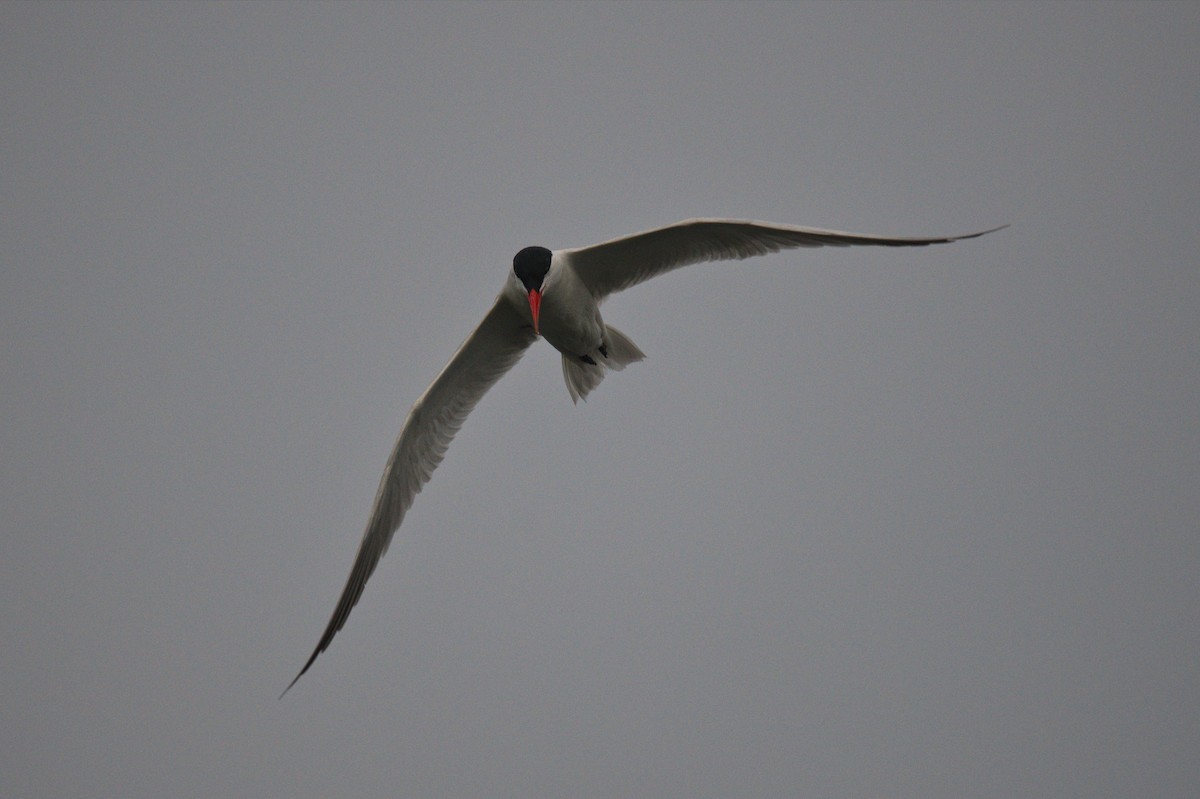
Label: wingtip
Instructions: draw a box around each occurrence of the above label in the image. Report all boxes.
[279,650,321,699]
[963,223,1010,239]
[278,670,303,700]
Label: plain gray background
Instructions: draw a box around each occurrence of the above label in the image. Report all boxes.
[3,2,1197,797]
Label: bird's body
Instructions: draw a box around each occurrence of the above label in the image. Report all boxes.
[521,249,595,354]
[510,244,647,401]
[283,217,1005,695]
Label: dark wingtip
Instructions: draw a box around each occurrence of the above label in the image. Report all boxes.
[958,223,1010,240]
[279,650,321,699]
[278,670,303,700]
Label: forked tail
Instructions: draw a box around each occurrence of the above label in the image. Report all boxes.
[560,324,646,403]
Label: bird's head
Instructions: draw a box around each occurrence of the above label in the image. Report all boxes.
[512,246,551,335]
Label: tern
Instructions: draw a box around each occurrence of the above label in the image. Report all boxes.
[283,217,1005,694]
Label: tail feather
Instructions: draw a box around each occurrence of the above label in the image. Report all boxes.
[602,325,646,370]
[560,324,646,403]
[561,355,605,403]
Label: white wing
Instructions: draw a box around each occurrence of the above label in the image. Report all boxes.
[283,294,537,694]
[566,218,1007,299]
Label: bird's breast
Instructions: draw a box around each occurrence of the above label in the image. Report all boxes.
[539,271,603,357]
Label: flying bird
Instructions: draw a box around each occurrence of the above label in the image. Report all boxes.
[283,217,1005,694]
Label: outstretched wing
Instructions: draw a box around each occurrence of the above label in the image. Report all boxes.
[283,294,538,695]
[566,218,1006,299]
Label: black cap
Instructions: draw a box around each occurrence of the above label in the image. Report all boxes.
[513,246,551,292]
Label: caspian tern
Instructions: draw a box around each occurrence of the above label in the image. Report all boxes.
[283,217,1005,694]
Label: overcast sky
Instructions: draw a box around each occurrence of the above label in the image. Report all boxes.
[3,2,1197,798]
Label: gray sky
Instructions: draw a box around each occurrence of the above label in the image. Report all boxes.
[3,2,1197,797]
